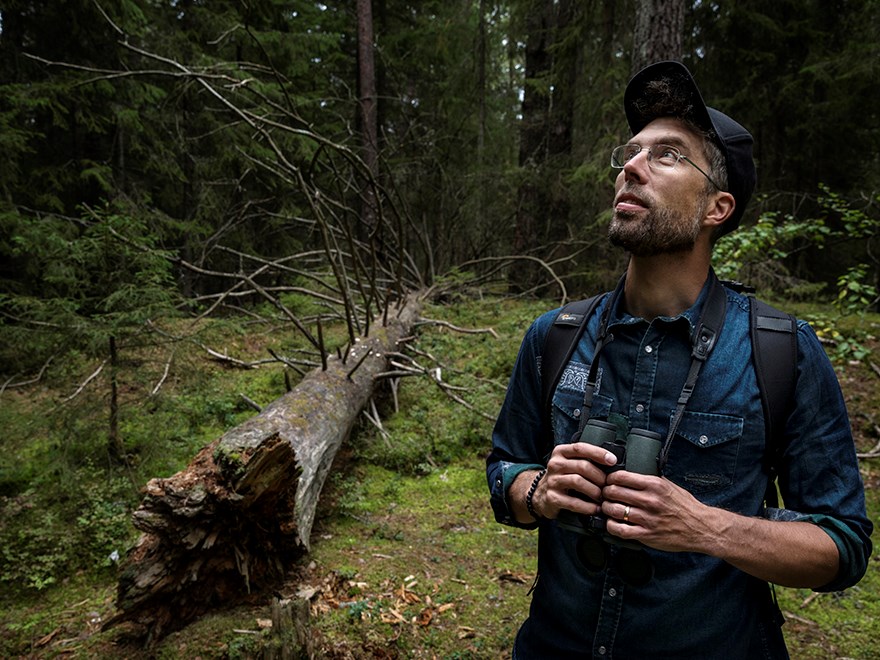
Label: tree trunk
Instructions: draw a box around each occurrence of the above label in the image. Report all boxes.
[511,0,576,293]
[108,335,125,463]
[631,0,685,74]
[104,293,423,643]
[357,0,379,234]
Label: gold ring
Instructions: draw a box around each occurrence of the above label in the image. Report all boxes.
[623,505,631,522]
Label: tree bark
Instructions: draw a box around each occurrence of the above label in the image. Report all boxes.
[631,0,685,74]
[357,0,379,234]
[105,293,423,643]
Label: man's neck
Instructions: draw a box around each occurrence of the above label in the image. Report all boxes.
[622,253,711,320]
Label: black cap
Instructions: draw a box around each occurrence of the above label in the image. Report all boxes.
[623,60,756,235]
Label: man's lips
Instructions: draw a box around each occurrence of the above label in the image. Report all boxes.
[614,193,648,213]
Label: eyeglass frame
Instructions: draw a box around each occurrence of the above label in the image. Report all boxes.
[610,143,724,191]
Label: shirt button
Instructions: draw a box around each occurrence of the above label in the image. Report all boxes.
[496,479,502,488]
[598,646,607,655]
[644,345,653,353]
[573,408,581,418]
[699,435,709,445]
[635,403,645,413]
[608,588,617,597]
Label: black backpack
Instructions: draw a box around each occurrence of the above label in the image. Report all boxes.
[540,284,797,507]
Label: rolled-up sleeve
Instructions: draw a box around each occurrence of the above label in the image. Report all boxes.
[778,322,874,590]
[487,311,556,528]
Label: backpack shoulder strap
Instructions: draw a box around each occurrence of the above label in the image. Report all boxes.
[749,297,798,506]
[541,295,603,419]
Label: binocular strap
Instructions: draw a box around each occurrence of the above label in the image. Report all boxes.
[578,272,729,472]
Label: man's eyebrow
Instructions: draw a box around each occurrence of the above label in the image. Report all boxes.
[646,135,690,148]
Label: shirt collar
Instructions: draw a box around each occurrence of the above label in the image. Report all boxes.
[607,270,715,336]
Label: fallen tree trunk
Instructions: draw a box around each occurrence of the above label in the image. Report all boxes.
[105,293,423,642]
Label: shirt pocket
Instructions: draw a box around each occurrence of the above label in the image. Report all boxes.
[664,410,743,497]
[551,389,614,447]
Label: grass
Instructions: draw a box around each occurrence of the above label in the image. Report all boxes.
[1,295,878,658]
[305,461,537,658]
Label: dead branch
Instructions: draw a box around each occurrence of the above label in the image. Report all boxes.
[204,347,268,369]
[857,438,880,459]
[239,394,262,412]
[61,359,108,403]
[449,254,571,305]
[0,353,57,395]
[150,355,173,396]
[416,318,500,339]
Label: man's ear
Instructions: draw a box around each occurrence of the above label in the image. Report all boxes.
[703,191,735,229]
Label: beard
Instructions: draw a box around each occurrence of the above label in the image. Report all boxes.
[608,188,708,257]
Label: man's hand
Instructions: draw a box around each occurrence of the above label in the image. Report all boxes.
[598,470,840,589]
[510,443,618,523]
[598,470,710,552]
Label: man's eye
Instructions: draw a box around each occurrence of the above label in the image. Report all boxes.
[655,146,679,162]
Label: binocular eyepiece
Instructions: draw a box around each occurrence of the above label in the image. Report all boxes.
[574,419,662,477]
[556,419,662,585]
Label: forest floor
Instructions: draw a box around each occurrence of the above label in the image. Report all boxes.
[8,441,880,660]
[2,298,879,659]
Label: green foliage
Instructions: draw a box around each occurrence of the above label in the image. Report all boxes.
[805,312,873,364]
[226,632,263,660]
[1,204,178,375]
[714,187,878,363]
[819,184,877,240]
[76,500,131,569]
[713,207,832,292]
[0,471,133,591]
[836,264,878,316]
[0,505,71,590]
[0,315,290,595]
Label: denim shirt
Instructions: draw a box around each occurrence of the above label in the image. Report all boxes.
[487,276,873,659]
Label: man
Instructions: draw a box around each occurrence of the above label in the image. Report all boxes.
[487,61,872,659]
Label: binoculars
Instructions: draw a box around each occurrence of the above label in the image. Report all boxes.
[556,419,662,585]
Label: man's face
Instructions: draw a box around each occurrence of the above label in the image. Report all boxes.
[608,117,713,257]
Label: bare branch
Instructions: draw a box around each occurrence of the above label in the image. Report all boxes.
[62,359,108,403]
[204,348,262,369]
[150,355,173,396]
[451,254,570,305]
[267,348,307,377]
[239,393,262,412]
[0,354,57,395]
[416,318,500,339]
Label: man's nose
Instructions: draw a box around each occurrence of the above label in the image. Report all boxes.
[622,149,650,182]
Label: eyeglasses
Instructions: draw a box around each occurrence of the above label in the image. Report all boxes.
[611,143,723,191]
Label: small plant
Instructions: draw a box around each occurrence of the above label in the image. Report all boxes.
[0,507,73,590]
[75,498,132,570]
[836,264,878,316]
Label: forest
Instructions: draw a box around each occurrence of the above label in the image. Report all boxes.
[2,0,880,658]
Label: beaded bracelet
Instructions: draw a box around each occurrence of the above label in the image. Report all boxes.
[526,469,547,520]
